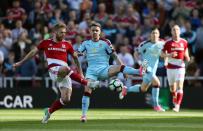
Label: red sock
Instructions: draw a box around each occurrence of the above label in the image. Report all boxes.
[49,99,64,114]
[172,91,177,104]
[69,72,88,86]
[176,90,183,105]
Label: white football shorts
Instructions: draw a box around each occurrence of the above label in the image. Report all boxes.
[48,66,72,88]
[166,68,185,86]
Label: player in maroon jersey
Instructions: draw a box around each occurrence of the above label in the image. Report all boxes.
[13,23,99,123]
[162,25,190,112]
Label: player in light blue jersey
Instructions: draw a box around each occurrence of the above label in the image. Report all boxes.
[119,28,176,111]
[77,22,147,122]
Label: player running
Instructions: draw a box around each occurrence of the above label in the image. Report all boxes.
[119,28,176,111]
[13,23,99,123]
[162,25,190,112]
[77,22,147,122]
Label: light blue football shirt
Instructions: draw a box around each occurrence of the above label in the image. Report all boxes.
[137,40,165,73]
[78,39,113,68]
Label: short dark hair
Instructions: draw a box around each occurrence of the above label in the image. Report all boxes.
[151,27,159,31]
[90,21,101,28]
[119,43,127,47]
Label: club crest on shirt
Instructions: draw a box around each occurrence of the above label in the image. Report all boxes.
[92,48,97,53]
[62,44,66,48]
[180,43,184,47]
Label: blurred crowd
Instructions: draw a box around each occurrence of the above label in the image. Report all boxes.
[0,0,203,82]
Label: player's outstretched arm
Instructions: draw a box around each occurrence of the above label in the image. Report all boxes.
[160,51,177,58]
[133,50,142,65]
[13,47,39,69]
[76,51,85,56]
[184,48,190,62]
[111,52,124,65]
[72,52,84,78]
[111,51,129,79]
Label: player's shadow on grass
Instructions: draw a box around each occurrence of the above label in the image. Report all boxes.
[1,117,203,130]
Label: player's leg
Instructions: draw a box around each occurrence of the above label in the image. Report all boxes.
[81,81,93,122]
[167,69,177,105]
[57,66,99,89]
[108,64,147,78]
[151,76,165,112]
[119,71,152,99]
[119,77,151,100]
[170,83,177,105]
[173,68,185,112]
[97,65,143,99]
[151,76,161,107]
[173,80,184,112]
[81,69,97,122]
[42,76,72,123]
[49,87,72,113]
[108,64,145,99]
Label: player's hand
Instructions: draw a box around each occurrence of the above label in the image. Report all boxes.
[169,52,177,57]
[12,62,22,70]
[77,52,84,56]
[80,73,85,78]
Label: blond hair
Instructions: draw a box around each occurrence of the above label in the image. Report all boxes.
[54,22,67,30]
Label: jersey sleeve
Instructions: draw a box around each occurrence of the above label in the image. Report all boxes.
[67,42,74,55]
[78,41,86,53]
[37,40,47,50]
[158,41,165,50]
[137,46,143,54]
[184,40,188,50]
[137,41,146,54]
[105,41,114,55]
[157,41,165,55]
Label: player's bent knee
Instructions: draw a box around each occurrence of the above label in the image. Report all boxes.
[177,81,184,89]
[84,92,92,97]
[140,87,148,92]
[152,84,160,88]
[84,86,92,92]
[120,65,125,72]
[109,65,125,75]
[152,80,160,87]
[58,66,72,78]
[170,86,176,92]
[142,89,147,92]
[155,82,161,87]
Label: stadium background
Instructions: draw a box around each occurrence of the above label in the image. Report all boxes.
[0,0,203,109]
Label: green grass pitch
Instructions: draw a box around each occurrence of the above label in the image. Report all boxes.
[0,109,203,131]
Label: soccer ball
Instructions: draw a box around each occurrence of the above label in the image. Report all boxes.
[109,79,123,92]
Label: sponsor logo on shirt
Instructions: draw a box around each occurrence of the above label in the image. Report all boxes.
[48,47,66,52]
[171,47,184,51]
